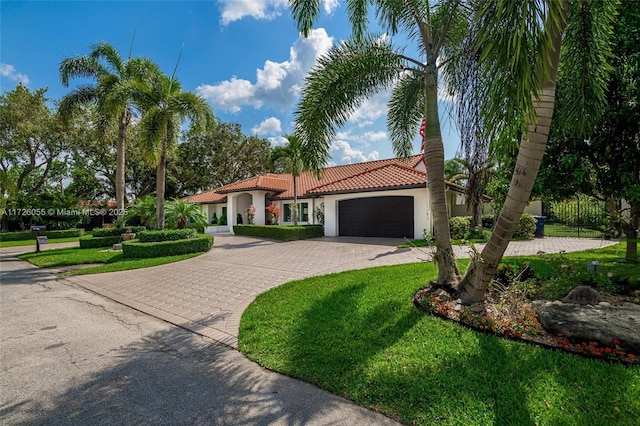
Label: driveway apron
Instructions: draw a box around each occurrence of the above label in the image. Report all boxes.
[62,235,615,348]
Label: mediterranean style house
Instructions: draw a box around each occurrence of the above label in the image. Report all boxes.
[185,154,490,239]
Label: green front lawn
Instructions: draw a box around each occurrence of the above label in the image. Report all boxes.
[239,244,640,425]
[17,246,202,276]
[0,233,92,248]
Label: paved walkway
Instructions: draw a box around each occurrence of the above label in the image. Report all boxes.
[45,235,614,348]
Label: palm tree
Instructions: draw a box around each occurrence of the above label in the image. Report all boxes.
[456,0,617,303]
[165,199,208,229]
[125,68,214,229]
[290,0,468,285]
[120,195,157,228]
[58,41,154,218]
[269,134,306,225]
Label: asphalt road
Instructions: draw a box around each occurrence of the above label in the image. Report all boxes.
[0,255,400,425]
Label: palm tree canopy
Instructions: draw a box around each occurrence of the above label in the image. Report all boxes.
[165,199,208,229]
[126,71,215,165]
[269,134,305,177]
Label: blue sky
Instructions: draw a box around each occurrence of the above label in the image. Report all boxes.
[1,0,461,165]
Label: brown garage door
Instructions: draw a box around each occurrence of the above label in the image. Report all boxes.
[338,196,414,238]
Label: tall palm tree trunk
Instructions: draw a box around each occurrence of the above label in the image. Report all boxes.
[156,134,167,230]
[115,111,128,217]
[424,66,459,285]
[458,4,568,303]
[293,175,298,226]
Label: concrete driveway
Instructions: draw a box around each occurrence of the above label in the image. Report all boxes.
[62,235,614,347]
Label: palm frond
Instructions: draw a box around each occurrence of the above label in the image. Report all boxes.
[59,56,104,87]
[294,34,404,171]
[90,41,124,75]
[289,0,323,37]
[387,71,425,158]
[57,85,97,122]
[555,0,617,137]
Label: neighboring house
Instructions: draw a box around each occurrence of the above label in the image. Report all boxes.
[185,155,486,239]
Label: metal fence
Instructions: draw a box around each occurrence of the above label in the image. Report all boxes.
[542,197,610,238]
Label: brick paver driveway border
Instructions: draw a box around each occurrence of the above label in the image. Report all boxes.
[60,235,615,348]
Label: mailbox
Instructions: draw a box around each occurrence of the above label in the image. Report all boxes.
[30,225,47,253]
[30,225,47,232]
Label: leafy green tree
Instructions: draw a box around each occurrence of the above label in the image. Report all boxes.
[537,0,640,263]
[59,41,156,216]
[177,122,272,195]
[269,134,307,225]
[456,0,617,303]
[125,67,214,229]
[165,199,208,229]
[290,0,468,284]
[0,85,72,229]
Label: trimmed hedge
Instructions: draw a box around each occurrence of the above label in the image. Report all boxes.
[79,235,122,249]
[0,228,84,242]
[138,229,197,242]
[233,225,324,241]
[122,234,213,258]
[92,226,146,237]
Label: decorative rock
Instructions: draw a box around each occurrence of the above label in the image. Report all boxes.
[469,302,485,314]
[561,286,603,305]
[112,243,123,251]
[534,301,640,352]
[434,288,452,302]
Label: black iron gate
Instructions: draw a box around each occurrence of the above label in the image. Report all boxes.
[542,197,610,238]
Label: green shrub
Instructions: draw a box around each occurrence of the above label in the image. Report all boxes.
[0,230,36,242]
[45,228,84,239]
[233,225,324,241]
[449,216,471,239]
[218,215,227,226]
[514,213,536,239]
[0,228,84,242]
[122,234,213,258]
[79,235,122,248]
[92,226,146,237]
[137,229,197,242]
[185,223,205,233]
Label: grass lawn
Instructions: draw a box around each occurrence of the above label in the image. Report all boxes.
[0,233,92,248]
[17,247,203,277]
[239,244,640,425]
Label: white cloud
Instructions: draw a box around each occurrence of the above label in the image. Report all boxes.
[0,63,29,85]
[347,91,389,126]
[197,28,333,113]
[268,135,288,147]
[219,0,339,25]
[331,140,379,164]
[196,77,259,113]
[219,0,288,25]
[251,117,282,135]
[323,0,339,14]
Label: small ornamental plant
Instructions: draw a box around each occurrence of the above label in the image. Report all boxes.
[266,202,281,225]
[247,205,256,224]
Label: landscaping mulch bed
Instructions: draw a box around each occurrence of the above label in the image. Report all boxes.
[413,286,639,366]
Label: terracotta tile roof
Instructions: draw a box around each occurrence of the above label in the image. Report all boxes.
[307,163,427,195]
[215,173,290,194]
[183,189,227,204]
[186,154,433,203]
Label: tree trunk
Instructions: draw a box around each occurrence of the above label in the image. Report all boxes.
[457,4,568,303]
[156,133,167,230]
[424,65,459,285]
[115,110,128,218]
[624,202,639,263]
[293,175,298,226]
